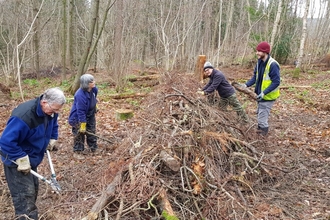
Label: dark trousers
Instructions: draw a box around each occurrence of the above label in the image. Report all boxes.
[72,109,97,151]
[4,165,39,220]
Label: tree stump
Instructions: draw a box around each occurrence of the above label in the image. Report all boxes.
[115,109,134,120]
[195,55,206,82]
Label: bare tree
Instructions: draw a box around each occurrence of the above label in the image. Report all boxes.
[61,0,67,81]
[270,0,283,47]
[69,0,100,94]
[296,0,310,68]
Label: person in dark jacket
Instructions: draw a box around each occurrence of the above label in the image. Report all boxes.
[197,61,249,123]
[242,41,280,136]
[68,73,98,153]
[0,87,66,220]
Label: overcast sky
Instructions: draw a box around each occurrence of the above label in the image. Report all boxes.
[258,0,328,18]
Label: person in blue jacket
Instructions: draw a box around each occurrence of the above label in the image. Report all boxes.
[0,87,66,220]
[242,41,281,136]
[197,61,249,123]
[68,73,98,153]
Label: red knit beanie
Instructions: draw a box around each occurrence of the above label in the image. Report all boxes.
[256,41,270,54]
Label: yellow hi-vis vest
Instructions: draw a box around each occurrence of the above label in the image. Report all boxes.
[256,57,280,100]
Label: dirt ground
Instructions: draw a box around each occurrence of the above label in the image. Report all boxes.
[0,65,329,220]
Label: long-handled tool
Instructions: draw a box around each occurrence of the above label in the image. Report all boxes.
[0,149,61,194]
[46,150,61,192]
[85,130,115,144]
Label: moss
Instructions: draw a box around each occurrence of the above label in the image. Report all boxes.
[161,210,179,220]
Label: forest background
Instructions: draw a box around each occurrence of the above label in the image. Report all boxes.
[0,0,329,96]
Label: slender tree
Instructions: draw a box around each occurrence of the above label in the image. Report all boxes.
[70,0,100,94]
[61,0,67,81]
[296,0,310,68]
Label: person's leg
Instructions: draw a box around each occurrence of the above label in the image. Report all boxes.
[218,97,229,111]
[228,93,249,123]
[4,165,39,220]
[72,125,85,152]
[86,112,97,152]
[257,101,275,135]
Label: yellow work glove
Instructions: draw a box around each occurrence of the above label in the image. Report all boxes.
[47,139,57,151]
[196,90,205,95]
[79,122,87,133]
[16,155,31,174]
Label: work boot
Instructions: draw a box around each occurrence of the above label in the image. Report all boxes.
[256,127,268,136]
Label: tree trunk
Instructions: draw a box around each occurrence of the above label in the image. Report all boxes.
[70,0,100,94]
[215,0,223,65]
[61,0,67,81]
[270,0,283,48]
[296,0,310,68]
[66,0,74,71]
[220,0,234,55]
[33,0,40,78]
[113,0,124,91]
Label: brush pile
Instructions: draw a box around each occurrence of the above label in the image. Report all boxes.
[84,73,288,220]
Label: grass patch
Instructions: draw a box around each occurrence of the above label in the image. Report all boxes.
[311,79,330,89]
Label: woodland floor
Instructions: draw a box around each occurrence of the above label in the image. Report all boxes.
[0,65,329,220]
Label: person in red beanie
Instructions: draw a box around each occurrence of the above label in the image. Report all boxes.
[242,41,280,136]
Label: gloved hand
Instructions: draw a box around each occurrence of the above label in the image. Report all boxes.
[16,155,31,174]
[47,139,57,151]
[196,90,205,95]
[256,92,264,101]
[240,83,247,88]
[79,122,87,133]
[95,104,99,113]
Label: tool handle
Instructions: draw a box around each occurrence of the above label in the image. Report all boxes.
[30,169,52,184]
[46,150,56,176]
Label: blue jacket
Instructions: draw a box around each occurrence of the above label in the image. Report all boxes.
[203,69,235,98]
[246,55,280,99]
[68,87,98,126]
[0,96,59,168]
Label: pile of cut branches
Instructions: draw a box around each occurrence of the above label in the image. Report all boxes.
[84,73,288,220]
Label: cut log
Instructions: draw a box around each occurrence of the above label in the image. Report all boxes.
[231,82,257,100]
[115,109,134,120]
[84,173,121,220]
[109,92,148,99]
[280,85,312,89]
[127,74,160,82]
[159,150,181,172]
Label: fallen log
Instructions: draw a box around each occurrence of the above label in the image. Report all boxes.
[279,85,312,89]
[83,146,153,220]
[231,82,257,100]
[127,74,160,82]
[84,173,122,220]
[109,92,148,99]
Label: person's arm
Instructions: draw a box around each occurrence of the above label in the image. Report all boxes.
[202,79,212,91]
[203,74,223,94]
[50,115,59,140]
[0,117,29,161]
[245,65,257,87]
[92,87,98,99]
[76,92,88,123]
